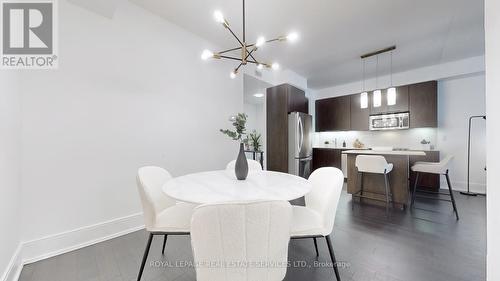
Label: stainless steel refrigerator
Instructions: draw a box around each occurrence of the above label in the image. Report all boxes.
[288,112,313,179]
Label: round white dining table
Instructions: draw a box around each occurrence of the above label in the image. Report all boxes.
[162,170,312,204]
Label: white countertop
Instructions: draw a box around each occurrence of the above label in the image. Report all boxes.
[342,150,426,156]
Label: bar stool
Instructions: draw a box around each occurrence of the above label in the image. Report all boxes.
[410,156,459,220]
[354,155,394,216]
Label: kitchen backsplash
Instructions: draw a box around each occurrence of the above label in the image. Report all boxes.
[313,128,438,150]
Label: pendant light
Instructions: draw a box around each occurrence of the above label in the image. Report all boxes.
[387,51,396,106]
[373,55,382,108]
[360,59,368,109]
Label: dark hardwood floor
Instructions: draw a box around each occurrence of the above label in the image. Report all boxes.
[19,187,486,281]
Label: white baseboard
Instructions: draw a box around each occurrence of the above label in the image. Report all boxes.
[21,212,144,265]
[1,244,23,281]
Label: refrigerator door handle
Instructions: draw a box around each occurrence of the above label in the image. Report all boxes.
[299,156,313,161]
[298,116,304,154]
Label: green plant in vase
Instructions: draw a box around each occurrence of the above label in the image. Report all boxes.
[249,130,262,152]
[220,113,249,180]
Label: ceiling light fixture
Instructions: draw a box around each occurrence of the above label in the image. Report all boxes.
[201,0,298,78]
[360,46,397,109]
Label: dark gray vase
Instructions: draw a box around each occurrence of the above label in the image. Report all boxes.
[235,142,248,180]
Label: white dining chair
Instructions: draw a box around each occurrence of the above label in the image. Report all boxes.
[226,159,263,171]
[411,155,459,220]
[191,201,292,281]
[355,155,394,216]
[290,167,344,281]
[136,166,195,281]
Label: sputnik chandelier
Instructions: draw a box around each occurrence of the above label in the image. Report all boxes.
[201,0,299,79]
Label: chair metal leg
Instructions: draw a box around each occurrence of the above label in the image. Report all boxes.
[325,235,341,281]
[313,237,319,256]
[411,172,420,209]
[384,173,390,217]
[445,173,459,220]
[137,233,153,281]
[162,234,168,255]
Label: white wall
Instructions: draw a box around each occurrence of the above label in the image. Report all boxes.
[18,0,243,256]
[310,58,486,192]
[437,73,486,193]
[0,72,22,280]
[485,0,500,279]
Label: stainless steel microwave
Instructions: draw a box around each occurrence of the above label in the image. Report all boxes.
[369,112,410,131]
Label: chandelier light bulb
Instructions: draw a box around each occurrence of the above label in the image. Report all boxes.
[286,32,299,42]
[256,36,266,47]
[257,64,264,70]
[213,10,225,24]
[271,63,280,70]
[201,49,214,60]
[230,71,237,79]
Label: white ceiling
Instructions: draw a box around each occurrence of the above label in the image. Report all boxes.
[131,0,484,89]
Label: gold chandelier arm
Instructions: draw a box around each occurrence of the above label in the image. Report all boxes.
[245,36,285,48]
[225,25,245,47]
[219,55,259,65]
[219,46,243,54]
[245,47,260,64]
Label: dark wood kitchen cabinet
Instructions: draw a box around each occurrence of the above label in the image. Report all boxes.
[370,85,409,115]
[409,150,440,191]
[312,148,342,171]
[315,96,351,132]
[266,84,308,172]
[409,81,437,128]
[350,93,370,131]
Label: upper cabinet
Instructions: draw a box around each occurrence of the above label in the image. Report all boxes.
[350,93,370,131]
[314,81,437,132]
[315,95,351,132]
[287,85,309,113]
[370,85,409,115]
[409,81,437,128]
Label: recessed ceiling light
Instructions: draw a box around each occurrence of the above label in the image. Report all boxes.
[253,93,264,98]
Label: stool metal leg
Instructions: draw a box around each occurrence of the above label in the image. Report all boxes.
[360,172,365,197]
[411,172,420,209]
[445,172,459,220]
[384,173,390,217]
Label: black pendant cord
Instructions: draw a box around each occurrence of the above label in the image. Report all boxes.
[461,115,486,196]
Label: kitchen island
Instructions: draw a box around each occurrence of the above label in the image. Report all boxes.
[343,150,426,209]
